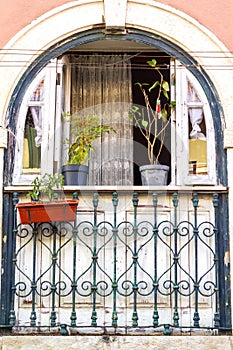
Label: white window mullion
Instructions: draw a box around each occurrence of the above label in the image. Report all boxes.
[170,58,177,185]
[60,55,71,167]
[53,60,64,173]
[175,61,189,186]
[41,60,57,175]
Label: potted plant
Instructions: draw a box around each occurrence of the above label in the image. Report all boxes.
[129,59,175,185]
[16,173,79,224]
[61,114,116,185]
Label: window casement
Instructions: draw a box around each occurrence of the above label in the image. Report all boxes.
[12,52,217,187]
[13,60,58,184]
[174,61,216,185]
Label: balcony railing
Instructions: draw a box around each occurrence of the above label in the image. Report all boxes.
[9,191,222,334]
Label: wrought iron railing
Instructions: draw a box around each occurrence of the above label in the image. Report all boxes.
[10,192,220,334]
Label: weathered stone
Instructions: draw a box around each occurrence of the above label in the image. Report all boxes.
[1,336,233,350]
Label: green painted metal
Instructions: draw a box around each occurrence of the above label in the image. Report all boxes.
[213,194,220,328]
[172,193,179,327]
[50,225,58,327]
[0,193,17,328]
[9,193,18,327]
[218,194,231,329]
[6,191,226,333]
[111,192,118,327]
[132,193,139,327]
[91,193,98,327]
[192,193,200,327]
[152,194,159,327]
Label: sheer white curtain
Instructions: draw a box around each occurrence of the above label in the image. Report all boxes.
[70,54,133,185]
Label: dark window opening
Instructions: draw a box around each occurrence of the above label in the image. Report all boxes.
[131,53,171,185]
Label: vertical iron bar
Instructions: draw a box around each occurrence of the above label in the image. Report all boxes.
[9,193,18,326]
[91,193,99,326]
[50,225,57,326]
[30,223,38,327]
[213,193,220,327]
[132,193,139,327]
[172,193,179,327]
[70,230,77,326]
[112,192,118,327]
[152,194,159,327]
[192,193,200,327]
[70,193,79,327]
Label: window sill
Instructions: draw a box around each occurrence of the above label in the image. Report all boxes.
[4,184,228,194]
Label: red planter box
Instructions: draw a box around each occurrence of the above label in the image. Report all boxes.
[16,200,79,224]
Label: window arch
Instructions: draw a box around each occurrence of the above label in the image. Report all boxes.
[11,49,218,187]
[5,29,226,187]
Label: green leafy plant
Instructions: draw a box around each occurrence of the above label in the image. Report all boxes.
[64,114,116,164]
[26,173,64,201]
[26,176,41,201]
[129,59,175,165]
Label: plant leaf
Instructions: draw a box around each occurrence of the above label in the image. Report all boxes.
[147,59,157,67]
[135,82,150,88]
[161,108,168,122]
[141,120,148,128]
[162,90,169,100]
[170,100,176,108]
[148,81,160,92]
[162,80,170,92]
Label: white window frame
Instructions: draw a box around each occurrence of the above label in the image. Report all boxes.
[175,61,216,186]
[12,60,57,184]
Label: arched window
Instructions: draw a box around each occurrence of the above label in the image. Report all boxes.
[12,52,216,186]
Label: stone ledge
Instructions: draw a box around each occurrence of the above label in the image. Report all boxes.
[0,335,233,350]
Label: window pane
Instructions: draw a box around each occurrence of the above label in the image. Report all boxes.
[30,79,44,102]
[187,79,207,175]
[23,108,41,170]
[23,79,44,172]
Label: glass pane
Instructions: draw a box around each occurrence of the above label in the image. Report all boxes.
[23,107,41,170]
[23,78,44,171]
[187,79,207,175]
[29,79,44,101]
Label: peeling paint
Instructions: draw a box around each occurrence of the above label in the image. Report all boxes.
[224,250,230,265]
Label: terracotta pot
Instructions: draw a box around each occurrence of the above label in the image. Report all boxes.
[16,200,79,224]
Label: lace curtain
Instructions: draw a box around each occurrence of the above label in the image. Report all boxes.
[70,54,133,185]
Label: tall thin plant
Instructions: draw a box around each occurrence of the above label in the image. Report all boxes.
[129,59,175,165]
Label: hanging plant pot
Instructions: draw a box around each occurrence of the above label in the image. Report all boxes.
[61,164,89,186]
[139,164,169,186]
[16,200,79,224]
